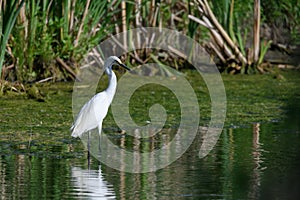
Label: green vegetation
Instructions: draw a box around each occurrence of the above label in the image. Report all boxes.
[262,0,300,44]
[1,0,121,82]
[1,70,299,144]
[0,0,299,83]
[0,0,25,79]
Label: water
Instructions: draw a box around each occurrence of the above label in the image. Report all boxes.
[0,72,299,199]
[0,121,299,199]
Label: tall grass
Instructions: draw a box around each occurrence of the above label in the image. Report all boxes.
[4,0,122,82]
[212,0,252,61]
[0,0,298,82]
[0,0,25,79]
[204,0,273,73]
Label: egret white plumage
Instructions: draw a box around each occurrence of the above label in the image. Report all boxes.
[71,56,130,149]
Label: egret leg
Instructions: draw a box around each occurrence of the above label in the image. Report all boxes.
[87,131,91,168]
[98,122,102,155]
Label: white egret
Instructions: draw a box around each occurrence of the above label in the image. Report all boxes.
[71,56,130,157]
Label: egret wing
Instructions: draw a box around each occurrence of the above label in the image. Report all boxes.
[71,92,109,137]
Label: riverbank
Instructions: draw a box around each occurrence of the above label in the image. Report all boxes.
[1,69,299,144]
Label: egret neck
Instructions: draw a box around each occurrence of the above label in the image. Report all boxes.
[105,67,117,104]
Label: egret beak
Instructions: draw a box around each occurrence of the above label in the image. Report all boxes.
[119,63,131,71]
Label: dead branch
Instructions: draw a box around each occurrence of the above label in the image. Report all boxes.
[253,0,260,64]
[74,0,91,47]
[56,57,79,81]
[190,0,248,66]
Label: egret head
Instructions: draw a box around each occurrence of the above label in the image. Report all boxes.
[105,56,130,71]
